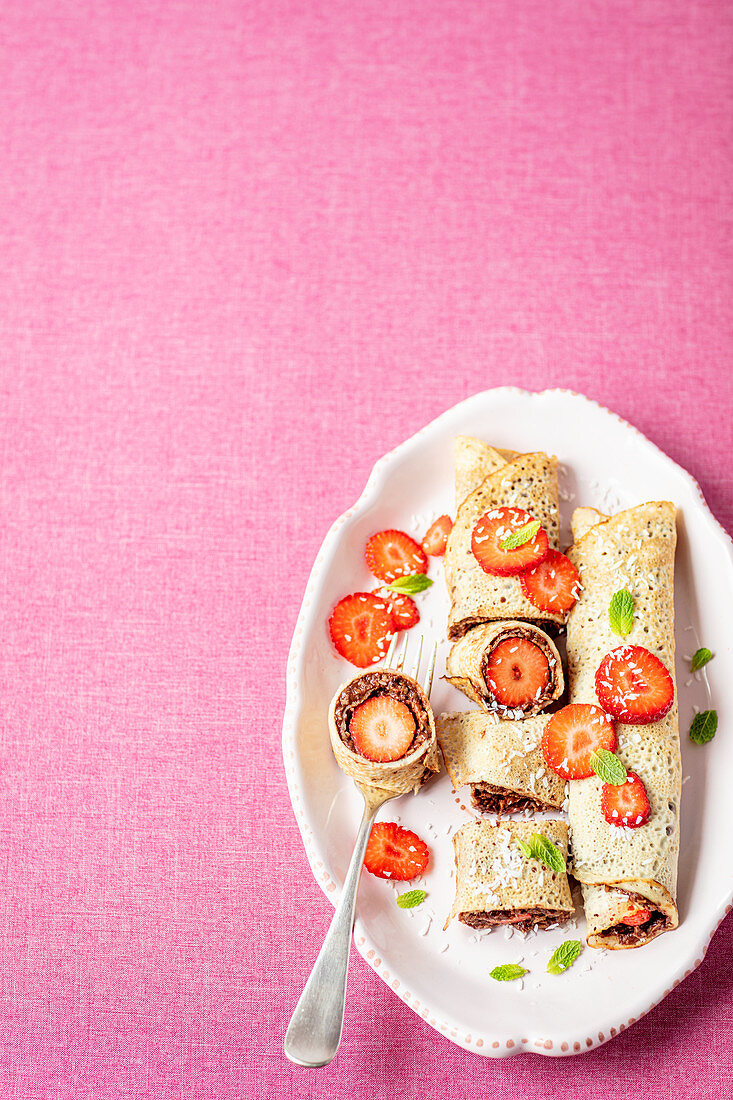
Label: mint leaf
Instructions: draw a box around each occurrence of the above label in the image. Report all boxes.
[529,834,566,874]
[690,647,713,672]
[590,749,627,786]
[389,573,433,595]
[396,889,426,909]
[489,963,528,982]
[689,709,717,745]
[515,838,533,859]
[609,589,634,636]
[499,519,541,551]
[547,940,583,975]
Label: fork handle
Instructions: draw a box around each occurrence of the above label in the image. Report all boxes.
[283,797,379,1067]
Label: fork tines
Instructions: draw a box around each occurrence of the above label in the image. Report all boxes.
[383,633,437,699]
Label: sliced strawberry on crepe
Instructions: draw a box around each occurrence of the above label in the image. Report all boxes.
[364,822,430,880]
[595,645,674,724]
[622,907,652,926]
[328,592,395,668]
[421,514,453,557]
[601,770,651,828]
[382,590,420,631]
[471,507,549,577]
[350,695,417,762]
[520,550,581,615]
[541,703,617,780]
[365,529,428,583]
[484,636,551,710]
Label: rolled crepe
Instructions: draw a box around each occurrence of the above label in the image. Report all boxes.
[328,668,440,795]
[447,819,574,930]
[444,440,562,639]
[565,501,681,948]
[445,620,564,717]
[436,712,566,813]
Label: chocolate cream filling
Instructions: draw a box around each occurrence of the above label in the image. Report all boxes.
[597,889,672,945]
[333,670,431,760]
[459,909,569,933]
[478,626,560,715]
[470,782,555,815]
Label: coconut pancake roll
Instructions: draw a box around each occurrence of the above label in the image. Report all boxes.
[445,620,564,717]
[328,668,440,795]
[447,820,574,931]
[565,501,681,949]
[436,712,566,813]
[444,438,563,639]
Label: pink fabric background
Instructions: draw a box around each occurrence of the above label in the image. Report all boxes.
[0,0,731,1095]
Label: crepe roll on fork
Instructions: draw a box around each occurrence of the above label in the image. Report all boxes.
[565,501,681,948]
[328,668,440,795]
[444,439,563,639]
[436,712,565,813]
[446,820,574,931]
[446,620,564,718]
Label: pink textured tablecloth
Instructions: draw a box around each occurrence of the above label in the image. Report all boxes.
[1,0,732,1096]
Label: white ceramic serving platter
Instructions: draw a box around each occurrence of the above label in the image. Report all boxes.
[282,388,733,1057]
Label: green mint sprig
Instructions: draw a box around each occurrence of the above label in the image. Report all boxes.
[389,573,433,595]
[608,589,634,636]
[547,940,583,975]
[590,749,627,786]
[516,834,566,873]
[489,963,528,982]
[689,710,717,745]
[499,519,541,551]
[690,648,713,672]
[396,889,426,909]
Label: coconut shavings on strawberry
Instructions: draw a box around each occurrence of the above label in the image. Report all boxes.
[364,823,430,880]
[601,770,651,828]
[595,645,674,724]
[328,592,395,668]
[520,550,581,615]
[471,507,549,577]
[422,515,453,557]
[365,529,428,583]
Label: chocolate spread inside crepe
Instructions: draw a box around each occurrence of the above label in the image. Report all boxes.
[328,668,440,795]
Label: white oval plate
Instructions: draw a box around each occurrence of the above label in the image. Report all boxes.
[282,388,733,1057]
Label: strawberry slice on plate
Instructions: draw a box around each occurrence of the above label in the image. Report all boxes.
[520,550,581,615]
[364,822,430,880]
[365,529,428,583]
[328,592,395,668]
[350,695,417,762]
[601,770,651,828]
[484,636,550,710]
[541,703,617,780]
[471,507,549,577]
[595,645,674,724]
[382,590,420,630]
[422,515,453,557]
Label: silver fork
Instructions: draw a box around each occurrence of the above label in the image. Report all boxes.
[283,634,437,1068]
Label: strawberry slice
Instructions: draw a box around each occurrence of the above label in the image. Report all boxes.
[350,695,417,762]
[422,515,453,557]
[622,907,652,926]
[520,550,581,615]
[328,592,395,668]
[382,590,420,631]
[484,637,550,710]
[364,822,430,880]
[541,704,617,780]
[595,645,674,724]
[601,770,651,828]
[471,507,550,577]
[365,529,428,583]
